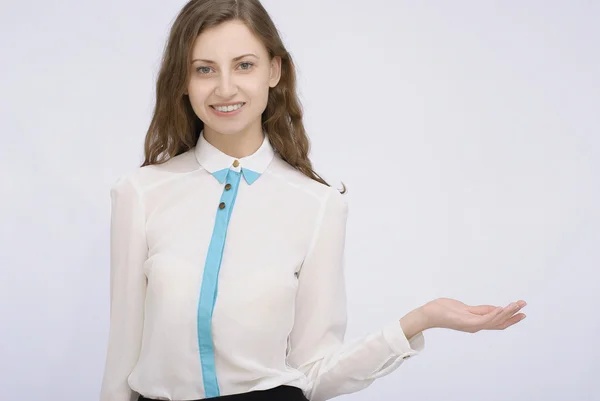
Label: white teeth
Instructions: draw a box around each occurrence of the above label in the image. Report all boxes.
[214,103,244,112]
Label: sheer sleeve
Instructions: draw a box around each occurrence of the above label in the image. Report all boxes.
[286,189,425,401]
[99,176,148,401]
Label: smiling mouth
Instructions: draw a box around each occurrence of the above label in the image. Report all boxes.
[210,102,246,113]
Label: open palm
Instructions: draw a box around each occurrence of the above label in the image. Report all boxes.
[422,298,527,333]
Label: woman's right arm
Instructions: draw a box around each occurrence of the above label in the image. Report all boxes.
[100,175,148,401]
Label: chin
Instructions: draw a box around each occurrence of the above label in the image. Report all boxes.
[206,121,250,136]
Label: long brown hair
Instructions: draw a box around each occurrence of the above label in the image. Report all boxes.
[141,0,346,194]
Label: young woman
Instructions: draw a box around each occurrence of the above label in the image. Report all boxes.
[99,1,527,400]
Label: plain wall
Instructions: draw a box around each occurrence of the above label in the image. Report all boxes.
[1,1,598,400]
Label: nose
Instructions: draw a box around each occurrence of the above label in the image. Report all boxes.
[215,72,238,98]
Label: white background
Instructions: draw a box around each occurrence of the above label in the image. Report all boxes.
[1,1,599,400]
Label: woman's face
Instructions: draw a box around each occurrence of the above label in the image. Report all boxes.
[186,20,281,137]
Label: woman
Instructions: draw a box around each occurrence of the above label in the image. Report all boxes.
[99,1,527,400]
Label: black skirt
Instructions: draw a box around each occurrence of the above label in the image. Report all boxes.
[138,385,308,401]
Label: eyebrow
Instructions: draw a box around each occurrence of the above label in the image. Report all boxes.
[191,53,259,63]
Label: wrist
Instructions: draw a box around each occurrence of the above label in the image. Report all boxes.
[399,306,431,339]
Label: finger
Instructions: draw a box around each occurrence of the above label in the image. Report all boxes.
[467,305,498,315]
[493,312,526,330]
[469,300,526,317]
[491,302,525,326]
[516,300,527,308]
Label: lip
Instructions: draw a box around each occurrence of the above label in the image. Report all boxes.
[210,102,245,117]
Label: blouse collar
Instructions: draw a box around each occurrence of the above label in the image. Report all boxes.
[194,130,275,185]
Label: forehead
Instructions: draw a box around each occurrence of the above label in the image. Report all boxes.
[191,20,267,59]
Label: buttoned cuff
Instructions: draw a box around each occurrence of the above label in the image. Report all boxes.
[382,320,425,359]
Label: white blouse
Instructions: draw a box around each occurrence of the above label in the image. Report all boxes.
[99,132,425,401]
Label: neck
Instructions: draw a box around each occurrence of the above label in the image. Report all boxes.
[203,121,264,159]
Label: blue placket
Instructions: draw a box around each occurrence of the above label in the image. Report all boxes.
[197,167,243,398]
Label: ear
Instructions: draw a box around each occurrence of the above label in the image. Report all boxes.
[268,56,282,88]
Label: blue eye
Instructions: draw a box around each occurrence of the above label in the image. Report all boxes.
[196,66,212,74]
[239,62,254,70]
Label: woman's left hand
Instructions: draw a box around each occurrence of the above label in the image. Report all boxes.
[421,297,527,333]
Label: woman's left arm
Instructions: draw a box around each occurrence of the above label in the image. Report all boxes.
[286,188,425,401]
[286,187,527,401]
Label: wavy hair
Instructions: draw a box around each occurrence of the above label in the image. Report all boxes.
[141,0,346,194]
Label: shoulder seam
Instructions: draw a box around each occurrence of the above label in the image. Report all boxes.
[115,174,148,241]
[300,189,333,270]
[264,166,323,202]
[139,166,203,194]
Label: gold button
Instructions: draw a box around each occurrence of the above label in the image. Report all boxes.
[219,202,226,209]
[233,160,240,167]
[225,183,232,191]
